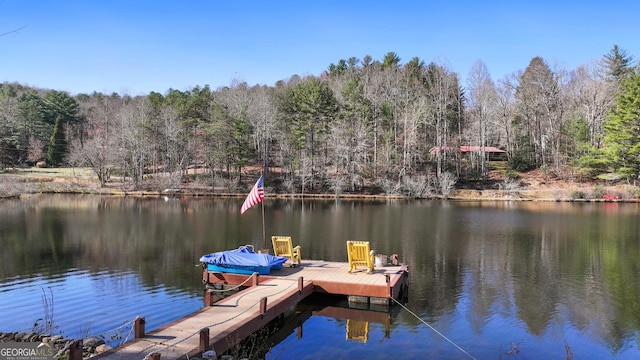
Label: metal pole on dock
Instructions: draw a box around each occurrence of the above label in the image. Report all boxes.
[261,171,266,251]
[261,196,266,251]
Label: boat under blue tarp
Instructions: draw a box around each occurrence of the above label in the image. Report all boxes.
[199,246,288,275]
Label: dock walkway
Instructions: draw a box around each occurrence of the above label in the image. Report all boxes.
[97,260,408,360]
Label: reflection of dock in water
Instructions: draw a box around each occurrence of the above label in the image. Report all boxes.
[316,305,394,343]
[266,294,404,348]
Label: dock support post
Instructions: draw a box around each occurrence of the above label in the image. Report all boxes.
[260,297,267,315]
[149,352,161,360]
[69,340,83,360]
[134,316,146,338]
[386,273,391,297]
[298,277,304,293]
[204,289,219,306]
[199,327,210,351]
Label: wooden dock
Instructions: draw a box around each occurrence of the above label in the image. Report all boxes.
[95,260,408,360]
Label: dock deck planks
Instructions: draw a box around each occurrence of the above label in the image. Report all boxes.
[210,260,409,300]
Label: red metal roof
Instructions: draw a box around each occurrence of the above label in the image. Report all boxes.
[429,146,506,154]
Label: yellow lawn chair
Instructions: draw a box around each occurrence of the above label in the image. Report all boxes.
[347,241,375,274]
[271,236,302,266]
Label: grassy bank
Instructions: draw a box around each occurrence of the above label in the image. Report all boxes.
[0,167,112,198]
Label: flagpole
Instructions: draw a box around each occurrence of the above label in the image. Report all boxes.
[261,196,266,251]
[261,172,266,251]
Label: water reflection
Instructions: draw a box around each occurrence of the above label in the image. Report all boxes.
[1,195,640,358]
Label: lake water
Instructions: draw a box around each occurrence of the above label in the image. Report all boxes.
[1,195,639,359]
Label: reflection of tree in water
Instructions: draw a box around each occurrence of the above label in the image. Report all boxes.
[461,206,640,353]
[387,201,640,355]
[222,322,279,360]
[0,205,83,278]
[403,203,465,321]
[4,197,640,356]
[511,229,560,336]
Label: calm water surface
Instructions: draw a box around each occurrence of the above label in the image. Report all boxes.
[1,195,640,359]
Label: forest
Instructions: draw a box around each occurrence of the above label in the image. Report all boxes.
[0,46,638,197]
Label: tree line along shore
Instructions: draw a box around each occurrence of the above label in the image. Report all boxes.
[1,46,640,201]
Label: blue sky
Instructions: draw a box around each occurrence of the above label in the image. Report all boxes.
[1,1,637,95]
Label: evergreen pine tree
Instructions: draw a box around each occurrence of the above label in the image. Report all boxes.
[602,71,640,180]
[603,45,635,81]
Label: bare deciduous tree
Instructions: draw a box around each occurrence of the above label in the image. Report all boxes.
[467,60,498,179]
[115,97,152,189]
[68,94,121,187]
[515,57,564,170]
[424,62,461,177]
[246,85,278,174]
[434,171,457,199]
[496,75,517,160]
[566,62,615,149]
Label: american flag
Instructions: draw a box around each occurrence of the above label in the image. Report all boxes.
[240,176,264,214]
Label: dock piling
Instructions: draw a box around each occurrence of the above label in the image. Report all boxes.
[260,297,267,315]
[199,328,210,352]
[134,317,146,338]
[205,289,214,306]
[69,340,83,360]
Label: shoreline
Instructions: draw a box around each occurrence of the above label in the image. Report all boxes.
[1,167,637,203]
[4,188,637,203]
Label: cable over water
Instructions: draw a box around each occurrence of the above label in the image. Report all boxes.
[390,297,477,360]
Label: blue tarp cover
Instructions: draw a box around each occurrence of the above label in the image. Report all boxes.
[199,246,288,268]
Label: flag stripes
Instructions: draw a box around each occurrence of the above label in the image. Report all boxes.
[240,176,264,214]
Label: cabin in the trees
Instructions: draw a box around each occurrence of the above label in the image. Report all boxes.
[429,146,507,161]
